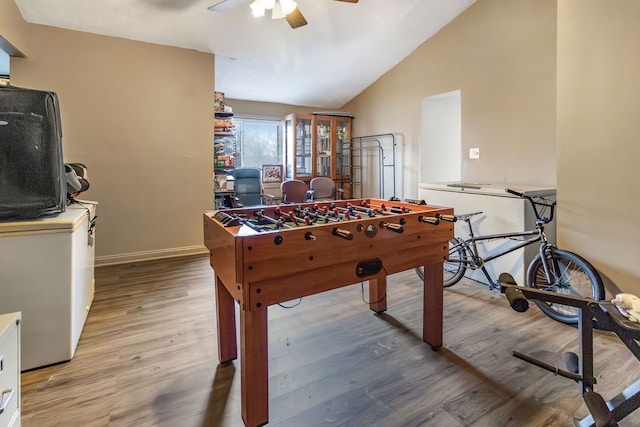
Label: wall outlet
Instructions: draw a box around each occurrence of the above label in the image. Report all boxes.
[469,147,480,159]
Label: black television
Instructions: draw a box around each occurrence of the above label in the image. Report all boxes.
[0,85,66,219]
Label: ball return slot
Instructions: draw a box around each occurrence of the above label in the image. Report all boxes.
[356,258,383,278]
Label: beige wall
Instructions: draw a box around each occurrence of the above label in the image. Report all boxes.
[225,98,323,197]
[344,0,640,294]
[343,0,557,198]
[227,98,318,118]
[2,0,215,265]
[5,0,638,295]
[557,0,640,293]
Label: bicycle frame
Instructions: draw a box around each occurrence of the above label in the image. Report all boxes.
[434,190,557,290]
[449,221,546,289]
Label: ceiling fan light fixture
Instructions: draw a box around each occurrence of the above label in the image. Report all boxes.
[271,2,285,19]
[258,0,276,9]
[279,0,297,15]
[249,0,265,17]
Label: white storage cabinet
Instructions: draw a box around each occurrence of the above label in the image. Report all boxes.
[0,203,96,370]
[0,312,21,427]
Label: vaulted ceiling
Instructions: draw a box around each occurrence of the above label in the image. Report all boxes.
[14,0,475,108]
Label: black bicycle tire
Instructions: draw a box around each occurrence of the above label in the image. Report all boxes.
[414,238,467,287]
[526,248,605,324]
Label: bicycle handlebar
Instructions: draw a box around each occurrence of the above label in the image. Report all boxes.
[505,188,556,224]
[505,188,525,198]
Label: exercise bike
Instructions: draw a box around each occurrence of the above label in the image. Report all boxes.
[500,272,640,426]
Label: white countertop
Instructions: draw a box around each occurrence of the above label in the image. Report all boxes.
[418,182,556,197]
[0,200,97,234]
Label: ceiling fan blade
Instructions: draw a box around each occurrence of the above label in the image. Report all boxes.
[208,0,251,12]
[333,0,359,3]
[285,7,308,29]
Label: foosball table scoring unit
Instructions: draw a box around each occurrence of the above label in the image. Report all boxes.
[203,198,454,427]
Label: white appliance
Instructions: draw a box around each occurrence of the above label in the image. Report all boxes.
[0,312,21,427]
[418,183,556,286]
[0,202,96,370]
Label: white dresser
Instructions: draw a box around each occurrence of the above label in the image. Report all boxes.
[0,312,21,427]
[0,202,96,370]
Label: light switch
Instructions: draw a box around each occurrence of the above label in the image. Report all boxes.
[469,148,480,159]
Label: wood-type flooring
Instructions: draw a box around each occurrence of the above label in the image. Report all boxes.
[20,255,640,426]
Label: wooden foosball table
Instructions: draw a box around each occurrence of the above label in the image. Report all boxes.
[203,198,454,426]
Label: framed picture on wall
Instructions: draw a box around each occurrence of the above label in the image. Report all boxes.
[262,164,283,183]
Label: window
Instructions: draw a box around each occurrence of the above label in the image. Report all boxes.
[0,50,9,78]
[233,117,283,169]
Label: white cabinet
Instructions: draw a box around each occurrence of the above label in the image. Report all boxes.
[0,203,96,370]
[418,183,556,285]
[0,312,21,427]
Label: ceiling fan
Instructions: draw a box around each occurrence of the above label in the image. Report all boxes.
[208,0,358,29]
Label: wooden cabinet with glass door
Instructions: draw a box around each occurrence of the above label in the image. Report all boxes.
[285,114,313,181]
[333,116,352,197]
[315,116,332,178]
[285,113,352,196]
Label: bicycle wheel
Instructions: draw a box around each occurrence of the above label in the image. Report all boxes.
[526,248,605,324]
[414,238,468,287]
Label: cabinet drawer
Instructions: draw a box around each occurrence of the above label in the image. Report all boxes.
[0,313,20,427]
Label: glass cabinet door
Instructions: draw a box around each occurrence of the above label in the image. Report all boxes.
[315,117,332,177]
[295,116,313,178]
[285,117,294,179]
[335,118,351,178]
[285,113,352,192]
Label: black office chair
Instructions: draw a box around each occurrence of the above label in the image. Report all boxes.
[234,168,272,207]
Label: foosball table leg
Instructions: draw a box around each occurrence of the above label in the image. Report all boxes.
[422,262,444,350]
[240,306,269,427]
[215,276,237,363]
[369,273,388,313]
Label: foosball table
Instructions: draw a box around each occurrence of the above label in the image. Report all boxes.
[203,198,454,426]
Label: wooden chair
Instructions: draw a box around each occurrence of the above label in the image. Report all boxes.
[310,177,343,201]
[280,179,313,203]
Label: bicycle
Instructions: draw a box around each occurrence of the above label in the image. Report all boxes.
[415,188,605,324]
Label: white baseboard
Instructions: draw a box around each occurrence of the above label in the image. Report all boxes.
[95,245,209,267]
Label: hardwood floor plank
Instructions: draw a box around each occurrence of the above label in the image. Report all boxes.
[20,255,640,426]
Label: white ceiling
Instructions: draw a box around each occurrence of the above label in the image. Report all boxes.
[14,0,475,108]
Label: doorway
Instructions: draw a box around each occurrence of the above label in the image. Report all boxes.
[420,90,461,183]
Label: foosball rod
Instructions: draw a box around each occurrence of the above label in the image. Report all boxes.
[297,207,340,223]
[302,205,346,221]
[274,207,311,226]
[253,210,293,229]
[368,202,411,214]
[341,203,388,217]
[329,206,362,221]
[352,202,397,216]
[315,205,361,221]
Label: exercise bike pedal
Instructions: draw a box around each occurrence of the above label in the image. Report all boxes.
[581,391,617,427]
[562,351,579,374]
[498,272,517,293]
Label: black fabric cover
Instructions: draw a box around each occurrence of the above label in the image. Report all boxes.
[0,85,66,219]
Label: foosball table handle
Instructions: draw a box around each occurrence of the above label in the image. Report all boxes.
[381,222,404,233]
[332,228,354,240]
[436,214,457,223]
[418,216,440,225]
